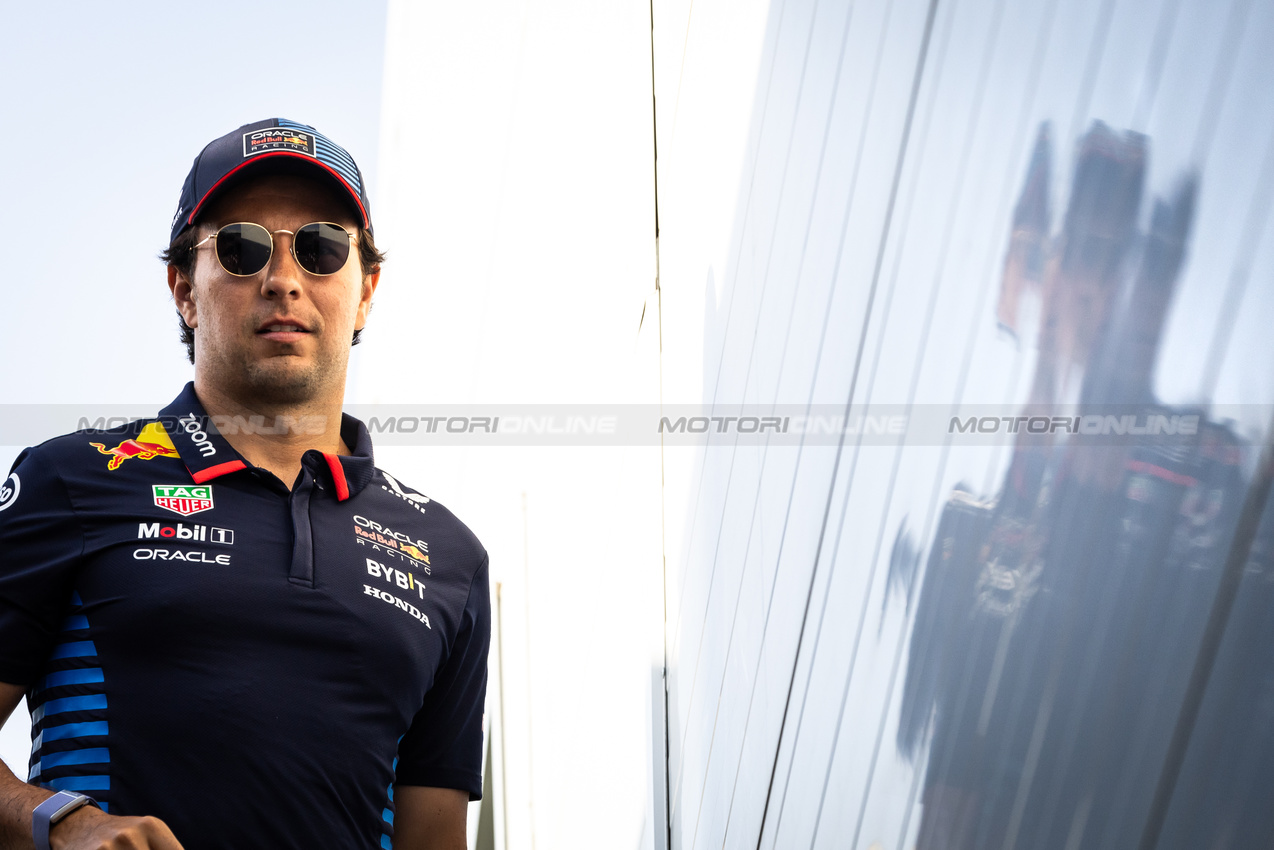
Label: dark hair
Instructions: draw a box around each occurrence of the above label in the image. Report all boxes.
[160,225,386,364]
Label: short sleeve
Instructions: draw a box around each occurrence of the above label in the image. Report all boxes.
[395,552,491,799]
[0,446,86,685]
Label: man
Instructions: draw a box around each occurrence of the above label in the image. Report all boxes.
[0,119,490,850]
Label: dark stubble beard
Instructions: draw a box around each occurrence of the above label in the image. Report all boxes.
[206,325,349,410]
[237,348,348,408]
[188,282,355,411]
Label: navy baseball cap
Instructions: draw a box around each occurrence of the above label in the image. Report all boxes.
[170,118,372,243]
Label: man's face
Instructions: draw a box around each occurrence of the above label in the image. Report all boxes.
[169,173,378,406]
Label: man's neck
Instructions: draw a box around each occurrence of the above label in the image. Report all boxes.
[192,379,349,490]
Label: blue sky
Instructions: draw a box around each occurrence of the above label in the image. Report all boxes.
[0,1,387,405]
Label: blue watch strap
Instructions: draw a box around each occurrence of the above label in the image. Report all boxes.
[32,791,95,850]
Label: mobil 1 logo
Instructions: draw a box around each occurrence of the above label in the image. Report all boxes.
[138,522,234,545]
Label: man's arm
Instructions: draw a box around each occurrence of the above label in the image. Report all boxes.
[391,786,468,850]
[0,682,183,850]
[392,551,489,849]
[0,451,177,847]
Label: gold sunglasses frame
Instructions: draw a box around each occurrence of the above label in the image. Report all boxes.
[193,222,357,277]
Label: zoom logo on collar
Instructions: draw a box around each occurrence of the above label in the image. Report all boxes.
[179,413,216,458]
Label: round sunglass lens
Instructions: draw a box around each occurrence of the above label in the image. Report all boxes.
[216,223,273,275]
[294,223,351,275]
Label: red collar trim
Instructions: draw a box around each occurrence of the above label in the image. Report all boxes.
[190,460,248,483]
[322,453,351,501]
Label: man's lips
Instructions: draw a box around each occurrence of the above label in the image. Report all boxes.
[256,319,311,343]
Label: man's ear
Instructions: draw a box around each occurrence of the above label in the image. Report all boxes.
[354,268,381,332]
[169,264,198,329]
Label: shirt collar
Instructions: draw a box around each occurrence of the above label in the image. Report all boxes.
[158,382,376,500]
[323,414,376,500]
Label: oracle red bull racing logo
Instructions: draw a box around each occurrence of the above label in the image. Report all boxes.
[353,515,430,572]
[243,127,317,158]
[90,422,181,470]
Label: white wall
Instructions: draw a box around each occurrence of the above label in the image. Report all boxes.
[364,2,662,847]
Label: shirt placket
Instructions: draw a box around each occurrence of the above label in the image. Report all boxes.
[287,451,329,588]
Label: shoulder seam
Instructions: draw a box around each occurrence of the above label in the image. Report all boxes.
[22,416,160,448]
[463,550,490,602]
[41,450,90,575]
[457,549,490,635]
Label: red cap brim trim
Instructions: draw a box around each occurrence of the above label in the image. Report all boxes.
[186,151,369,231]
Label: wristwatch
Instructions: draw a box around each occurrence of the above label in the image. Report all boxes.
[32,791,97,850]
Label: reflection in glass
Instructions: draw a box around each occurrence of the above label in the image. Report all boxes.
[897,119,1267,849]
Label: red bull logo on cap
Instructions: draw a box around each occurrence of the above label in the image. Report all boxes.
[243,127,317,158]
[90,423,181,471]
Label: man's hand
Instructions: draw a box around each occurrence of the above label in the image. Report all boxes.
[49,806,183,850]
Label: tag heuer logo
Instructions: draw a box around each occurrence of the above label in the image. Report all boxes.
[153,484,214,517]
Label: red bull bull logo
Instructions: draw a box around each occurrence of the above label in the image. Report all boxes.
[90,423,180,470]
[399,543,430,565]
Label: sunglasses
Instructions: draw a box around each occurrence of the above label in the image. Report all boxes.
[193,222,356,277]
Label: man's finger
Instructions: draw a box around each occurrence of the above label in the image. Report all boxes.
[138,815,186,850]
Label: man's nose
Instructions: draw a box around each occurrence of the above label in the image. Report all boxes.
[260,231,304,297]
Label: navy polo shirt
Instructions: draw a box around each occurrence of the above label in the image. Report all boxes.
[0,383,490,850]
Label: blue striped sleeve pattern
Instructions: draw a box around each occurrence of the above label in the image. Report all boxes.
[379,750,399,849]
[27,590,111,810]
